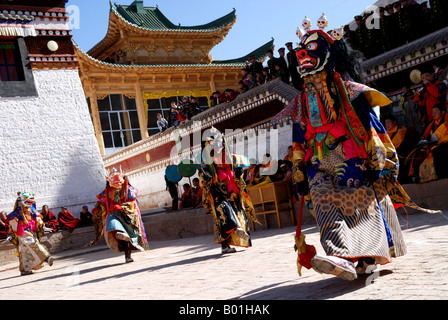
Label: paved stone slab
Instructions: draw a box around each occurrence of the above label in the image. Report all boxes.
[1,211,447,303]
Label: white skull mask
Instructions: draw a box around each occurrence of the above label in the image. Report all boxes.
[317,13,328,30]
[331,26,344,41]
[302,16,311,31]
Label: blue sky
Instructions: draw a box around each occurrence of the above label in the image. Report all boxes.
[70,0,378,61]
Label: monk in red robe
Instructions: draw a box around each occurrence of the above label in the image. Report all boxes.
[41,205,60,233]
[58,207,80,232]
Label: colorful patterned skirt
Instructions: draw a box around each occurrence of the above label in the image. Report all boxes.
[9,219,50,272]
[308,145,407,264]
[213,196,252,248]
[104,211,149,254]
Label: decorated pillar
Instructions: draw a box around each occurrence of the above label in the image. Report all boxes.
[135,80,150,140]
[88,82,106,156]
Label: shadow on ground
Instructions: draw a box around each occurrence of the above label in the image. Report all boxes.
[231,270,394,300]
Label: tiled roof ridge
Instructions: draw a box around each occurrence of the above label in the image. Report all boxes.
[112,1,236,32]
[214,38,275,64]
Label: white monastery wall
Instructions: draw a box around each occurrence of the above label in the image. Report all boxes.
[0,69,105,216]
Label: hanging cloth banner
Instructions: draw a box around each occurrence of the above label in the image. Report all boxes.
[0,14,37,37]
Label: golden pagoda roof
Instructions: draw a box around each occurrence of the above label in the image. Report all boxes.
[87,1,237,61]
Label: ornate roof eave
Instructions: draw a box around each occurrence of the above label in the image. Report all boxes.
[214,38,275,64]
[88,2,237,59]
[76,42,245,73]
[112,2,237,33]
[87,10,121,59]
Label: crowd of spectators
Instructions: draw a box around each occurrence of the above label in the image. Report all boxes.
[0,204,95,241]
[209,46,303,107]
[164,177,203,211]
[382,63,448,184]
[345,0,448,59]
[158,42,304,132]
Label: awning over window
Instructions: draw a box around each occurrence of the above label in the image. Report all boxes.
[0,13,36,37]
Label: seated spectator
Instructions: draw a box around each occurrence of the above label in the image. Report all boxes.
[399,86,424,136]
[248,165,271,186]
[244,159,258,186]
[177,105,187,122]
[238,80,249,93]
[433,64,445,82]
[385,114,408,153]
[384,114,418,184]
[241,68,249,84]
[256,72,265,86]
[210,91,224,107]
[79,206,93,227]
[191,177,203,207]
[181,96,191,108]
[224,89,239,103]
[274,63,289,84]
[283,145,293,162]
[404,104,448,183]
[58,206,80,233]
[0,210,9,240]
[246,73,258,89]
[41,205,59,233]
[190,97,203,116]
[180,183,195,209]
[262,67,272,84]
[257,153,276,184]
[280,162,292,181]
[414,72,447,126]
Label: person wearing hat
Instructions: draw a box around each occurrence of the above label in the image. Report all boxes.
[384,4,399,51]
[377,7,388,53]
[266,49,279,78]
[352,15,366,53]
[285,42,303,90]
[277,47,290,84]
[247,55,263,78]
[429,0,448,30]
[393,1,407,47]
[363,10,381,58]
[404,0,422,41]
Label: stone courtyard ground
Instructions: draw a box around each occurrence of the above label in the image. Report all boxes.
[0,210,447,315]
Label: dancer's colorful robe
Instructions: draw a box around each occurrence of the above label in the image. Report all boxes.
[273,71,439,272]
[7,197,51,273]
[91,181,149,254]
[199,134,259,248]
